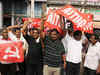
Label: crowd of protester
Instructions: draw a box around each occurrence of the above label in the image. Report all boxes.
[0,19,100,75]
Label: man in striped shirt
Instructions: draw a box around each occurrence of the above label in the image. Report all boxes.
[42,29,65,75]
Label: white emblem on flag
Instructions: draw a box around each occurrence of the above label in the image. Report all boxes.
[3,46,20,59]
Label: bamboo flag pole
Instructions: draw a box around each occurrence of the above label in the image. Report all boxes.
[41,2,47,31]
[80,0,87,13]
[31,0,34,18]
[40,2,47,51]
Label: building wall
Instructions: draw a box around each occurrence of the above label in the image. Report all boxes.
[0,1,3,29]
[0,0,47,28]
[2,0,27,26]
[34,2,42,18]
[27,0,47,18]
[0,0,28,28]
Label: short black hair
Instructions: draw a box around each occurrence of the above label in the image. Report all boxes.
[15,28,21,31]
[73,30,82,37]
[68,28,73,35]
[90,33,99,40]
[12,28,20,32]
[50,29,59,34]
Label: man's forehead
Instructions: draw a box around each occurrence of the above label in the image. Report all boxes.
[51,31,57,33]
[16,30,21,32]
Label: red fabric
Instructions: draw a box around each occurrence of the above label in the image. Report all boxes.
[82,13,93,20]
[57,5,93,33]
[0,41,24,63]
[44,9,63,34]
[2,38,11,41]
[22,18,41,28]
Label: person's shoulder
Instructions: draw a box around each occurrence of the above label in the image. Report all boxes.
[24,34,32,38]
[57,39,63,45]
[0,36,3,39]
[96,42,100,46]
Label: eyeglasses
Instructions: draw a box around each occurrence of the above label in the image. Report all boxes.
[33,31,39,34]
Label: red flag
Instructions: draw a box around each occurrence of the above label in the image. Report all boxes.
[0,41,24,63]
[22,18,41,28]
[82,13,93,20]
[44,9,63,34]
[57,5,93,33]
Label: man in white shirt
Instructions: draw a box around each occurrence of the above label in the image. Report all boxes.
[62,29,73,54]
[65,30,83,75]
[7,26,28,75]
[84,34,100,75]
[61,28,74,75]
[7,27,28,54]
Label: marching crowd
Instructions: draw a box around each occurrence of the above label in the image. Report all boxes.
[0,19,100,75]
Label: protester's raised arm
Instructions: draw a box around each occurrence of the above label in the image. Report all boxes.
[40,18,46,39]
[21,21,30,36]
[60,16,68,38]
[7,25,22,32]
[22,21,29,32]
